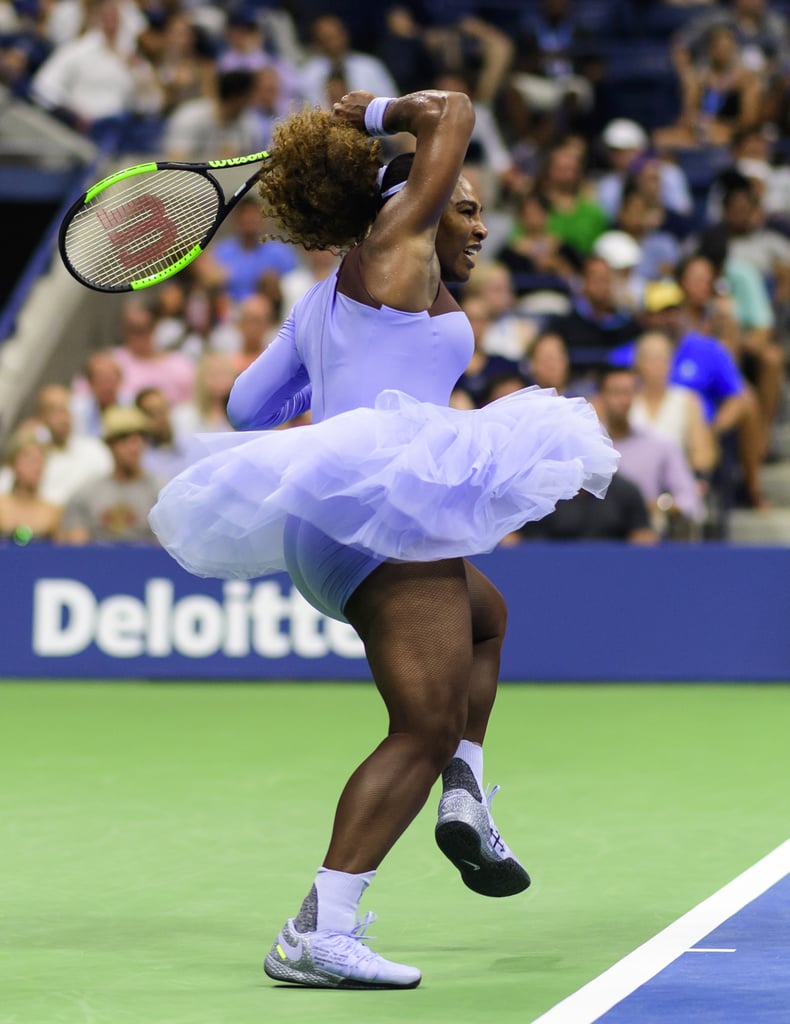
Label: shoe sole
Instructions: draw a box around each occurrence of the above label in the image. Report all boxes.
[264,956,420,990]
[435,820,531,897]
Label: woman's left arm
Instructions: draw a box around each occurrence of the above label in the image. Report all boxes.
[227,313,312,430]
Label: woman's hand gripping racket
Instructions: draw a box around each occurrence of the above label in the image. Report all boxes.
[58,150,271,292]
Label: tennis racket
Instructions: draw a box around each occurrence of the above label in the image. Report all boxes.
[58,150,271,293]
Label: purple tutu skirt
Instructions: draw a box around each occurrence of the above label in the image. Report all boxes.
[149,387,619,580]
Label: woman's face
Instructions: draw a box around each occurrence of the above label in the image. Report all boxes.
[681,259,715,307]
[710,27,738,68]
[521,196,547,234]
[635,333,673,386]
[435,177,488,283]
[529,334,569,389]
[202,354,237,399]
[547,147,580,190]
[636,160,662,202]
[12,442,45,490]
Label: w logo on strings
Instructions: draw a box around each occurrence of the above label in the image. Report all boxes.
[97,195,178,269]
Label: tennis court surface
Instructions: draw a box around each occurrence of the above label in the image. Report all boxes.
[2,680,788,1024]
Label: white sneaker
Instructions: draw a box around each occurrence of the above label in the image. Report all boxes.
[435,757,531,897]
[263,912,421,990]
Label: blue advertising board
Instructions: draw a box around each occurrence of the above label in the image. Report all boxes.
[2,543,789,681]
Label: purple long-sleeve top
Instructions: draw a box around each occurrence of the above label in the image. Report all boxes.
[227,246,474,430]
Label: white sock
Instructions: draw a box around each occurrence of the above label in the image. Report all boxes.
[314,867,376,933]
[454,739,484,793]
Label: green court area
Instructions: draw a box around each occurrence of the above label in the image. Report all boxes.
[1,680,788,1024]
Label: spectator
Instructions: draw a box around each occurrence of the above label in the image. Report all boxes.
[70,352,125,439]
[597,118,693,221]
[482,372,532,405]
[217,9,301,107]
[28,384,113,506]
[614,183,682,290]
[547,256,642,377]
[152,9,215,115]
[171,352,237,439]
[695,225,785,442]
[252,64,293,149]
[537,141,609,259]
[593,229,644,311]
[147,281,205,360]
[657,23,762,148]
[594,366,706,534]
[30,0,162,142]
[673,0,789,76]
[44,0,146,50]
[111,299,196,407]
[58,406,160,545]
[508,0,598,143]
[722,127,790,226]
[463,262,538,361]
[193,196,298,303]
[712,184,790,432]
[433,68,526,203]
[375,5,439,96]
[449,387,476,411]
[299,13,398,110]
[229,294,281,374]
[641,281,766,507]
[424,13,514,108]
[0,430,61,543]
[0,0,52,97]
[526,331,572,394]
[495,191,576,303]
[163,68,267,161]
[676,253,742,356]
[631,330,718,477]
[518,473,659,544]
[718,182,790,305]
[135,387,189,485]
[626,153,695,240]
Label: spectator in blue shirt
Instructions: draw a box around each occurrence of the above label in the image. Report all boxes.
[640,280,766,507]
[192,196,298,303]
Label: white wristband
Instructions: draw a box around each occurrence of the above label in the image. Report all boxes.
[364,97,396,137]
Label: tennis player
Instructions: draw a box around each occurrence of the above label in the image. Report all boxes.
[150,90,618,989]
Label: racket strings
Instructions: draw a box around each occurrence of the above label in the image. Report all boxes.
[64,170,221,289]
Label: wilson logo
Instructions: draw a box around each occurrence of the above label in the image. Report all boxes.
[97,195,177,269]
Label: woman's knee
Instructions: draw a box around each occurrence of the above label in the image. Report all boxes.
[466,565,508,644]
[486,584,508,640]
[389,705,466,769]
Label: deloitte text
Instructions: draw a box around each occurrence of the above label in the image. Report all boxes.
[32,578,365,660]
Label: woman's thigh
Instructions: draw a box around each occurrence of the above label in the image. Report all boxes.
[344,558,475,736]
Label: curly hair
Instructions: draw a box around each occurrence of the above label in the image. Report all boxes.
[257,108,383,252]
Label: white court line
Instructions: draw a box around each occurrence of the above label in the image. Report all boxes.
[530,839,790,1024]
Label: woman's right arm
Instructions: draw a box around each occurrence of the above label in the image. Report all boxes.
[227,313,312,430]
[332,90,476,310]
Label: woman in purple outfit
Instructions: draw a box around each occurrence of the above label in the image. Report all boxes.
[150,90,618,989]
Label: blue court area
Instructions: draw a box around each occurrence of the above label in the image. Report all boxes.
[532,844,790,1024]
[598,874,790,1024]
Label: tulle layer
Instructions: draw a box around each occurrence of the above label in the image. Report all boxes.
[149,387,619,580]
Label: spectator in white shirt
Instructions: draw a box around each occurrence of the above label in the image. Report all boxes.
[299,13,398,110]
[31,0,161,133]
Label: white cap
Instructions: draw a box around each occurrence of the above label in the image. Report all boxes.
[736,158,770,183]
[594,230,643,270]
[602,118,648,151]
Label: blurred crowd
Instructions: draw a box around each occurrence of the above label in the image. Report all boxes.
[1,0,790,547]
